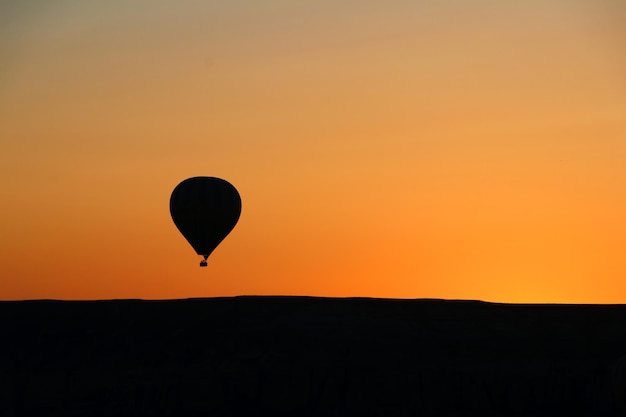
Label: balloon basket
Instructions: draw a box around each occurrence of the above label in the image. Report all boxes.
[200,260,208,267]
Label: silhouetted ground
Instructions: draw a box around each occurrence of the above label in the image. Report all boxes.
[2,296,626,416]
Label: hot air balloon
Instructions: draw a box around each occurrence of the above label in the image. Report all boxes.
[170,177,242,267]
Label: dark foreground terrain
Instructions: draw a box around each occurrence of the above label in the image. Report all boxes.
[2,296,626,416]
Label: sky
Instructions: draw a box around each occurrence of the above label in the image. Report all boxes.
[1,0,625,302]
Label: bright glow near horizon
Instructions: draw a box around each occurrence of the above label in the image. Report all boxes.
[1,1,625,302]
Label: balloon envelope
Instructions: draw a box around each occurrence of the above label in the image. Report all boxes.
[170,177,241,262]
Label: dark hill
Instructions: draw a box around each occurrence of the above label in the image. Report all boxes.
[2,296,626,416]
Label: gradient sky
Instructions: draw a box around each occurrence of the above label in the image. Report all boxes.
[1,0,625,302]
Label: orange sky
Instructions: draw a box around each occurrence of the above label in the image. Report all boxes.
[1,1,625,302]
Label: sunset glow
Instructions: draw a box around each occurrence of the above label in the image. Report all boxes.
[1,1,625,302]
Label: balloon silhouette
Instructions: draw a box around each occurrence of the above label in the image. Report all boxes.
[170,177,241,267]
